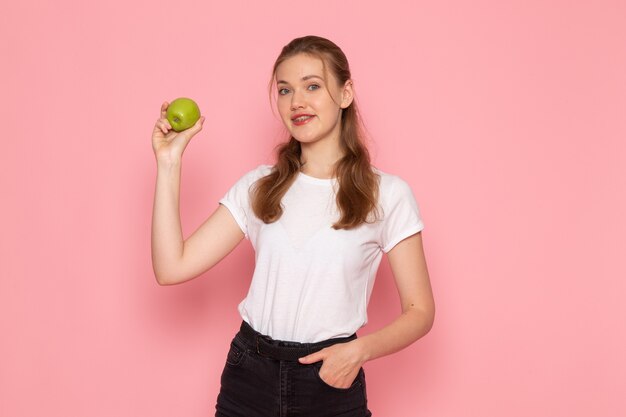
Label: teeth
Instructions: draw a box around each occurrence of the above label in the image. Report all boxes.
[294,116,312,122]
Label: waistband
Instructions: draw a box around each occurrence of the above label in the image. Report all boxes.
[237,320,357,362]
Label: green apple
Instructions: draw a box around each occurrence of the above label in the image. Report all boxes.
[166,97,201,132]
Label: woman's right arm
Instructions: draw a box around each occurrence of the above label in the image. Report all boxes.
[151,101,244,286]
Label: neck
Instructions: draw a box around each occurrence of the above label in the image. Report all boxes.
[299,135,345,178]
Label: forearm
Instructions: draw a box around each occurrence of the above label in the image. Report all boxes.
[151,160,184,284]
[356,307,434,363]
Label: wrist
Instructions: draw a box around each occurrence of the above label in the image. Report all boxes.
[157,157,181,171]
[353,337,372,364]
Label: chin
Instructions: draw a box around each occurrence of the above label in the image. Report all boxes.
[292,134,318,144]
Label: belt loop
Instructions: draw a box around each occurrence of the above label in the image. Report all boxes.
[256,334,269,357]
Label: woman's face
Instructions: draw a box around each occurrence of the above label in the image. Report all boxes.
[275,53,353,146]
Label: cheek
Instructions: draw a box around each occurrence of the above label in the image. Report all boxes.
[277,102,290,119]
[278,97,291,109]
[315,97,336,113]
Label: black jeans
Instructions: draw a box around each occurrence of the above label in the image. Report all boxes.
[215,320,372,417]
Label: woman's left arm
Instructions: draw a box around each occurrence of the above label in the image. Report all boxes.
[297,232,434,388]
[355,231,435,362]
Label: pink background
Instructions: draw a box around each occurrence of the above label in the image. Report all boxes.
[1,0,624,416]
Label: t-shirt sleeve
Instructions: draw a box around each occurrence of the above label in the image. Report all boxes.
[218,165,266,239]
[380,177,425,253]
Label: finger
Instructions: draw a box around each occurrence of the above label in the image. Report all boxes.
[298,350,323,363]
[161,118,172,130]
[152,123,162,136]
[155,119,168,134]
[160,101,169,118]
[156,117,172,131]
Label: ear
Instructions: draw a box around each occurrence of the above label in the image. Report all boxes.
[340,80,354,109]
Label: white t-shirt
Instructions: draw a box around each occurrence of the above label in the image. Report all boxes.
[218,164,425,343]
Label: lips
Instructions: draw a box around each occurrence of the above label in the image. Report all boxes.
[291,113,314,121]
[292,115,315,126]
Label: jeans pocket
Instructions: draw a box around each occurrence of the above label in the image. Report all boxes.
[310,361,363,393]
[225,335,248,367]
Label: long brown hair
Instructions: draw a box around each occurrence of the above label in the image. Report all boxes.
[250,35,381,230]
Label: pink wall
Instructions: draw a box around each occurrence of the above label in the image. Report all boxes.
[1,0,624,416]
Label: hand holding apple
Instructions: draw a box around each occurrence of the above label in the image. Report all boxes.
[152,100,205,164]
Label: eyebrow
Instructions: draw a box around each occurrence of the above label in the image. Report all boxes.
[276,75,324,85]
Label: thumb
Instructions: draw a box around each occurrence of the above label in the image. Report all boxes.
[299,351,323,364]
[184,116,205,137]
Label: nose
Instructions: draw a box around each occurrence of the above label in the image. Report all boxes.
[290,88,306,111]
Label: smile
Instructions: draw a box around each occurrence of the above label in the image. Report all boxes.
[292,116,314,126]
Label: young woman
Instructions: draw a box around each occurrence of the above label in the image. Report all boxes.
[151,35,435,417]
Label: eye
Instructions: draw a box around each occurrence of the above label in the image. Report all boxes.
[278,84,320,96]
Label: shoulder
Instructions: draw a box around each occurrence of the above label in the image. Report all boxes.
[223,164,274,198]
[236,163,274,184]
[371,166,414,201]
[243,163,273,177]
